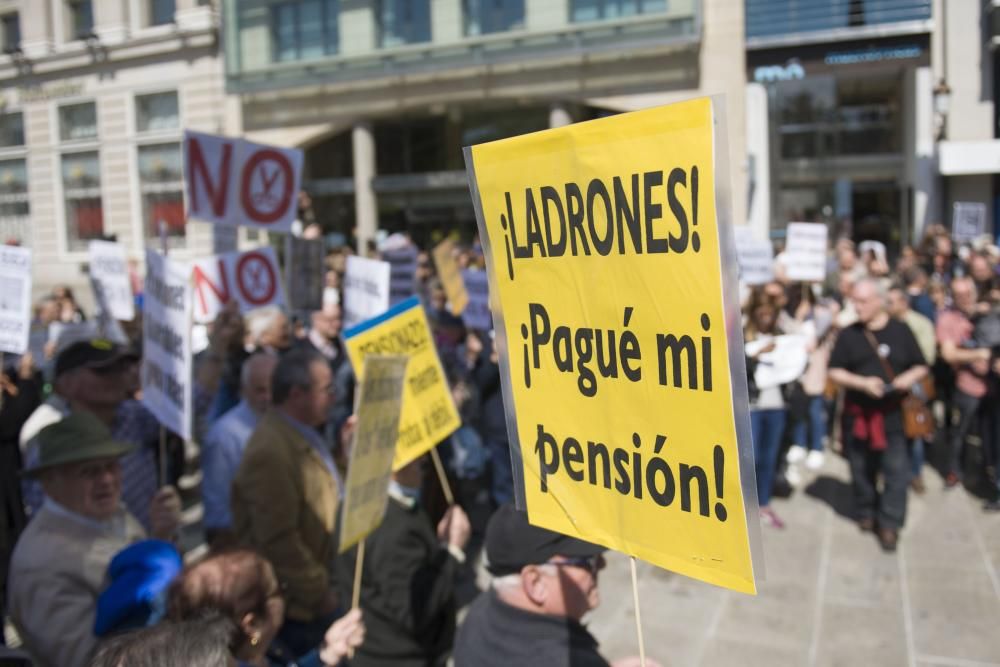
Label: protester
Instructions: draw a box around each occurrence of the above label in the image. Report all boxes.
[168,549,365,666]
[340,458,470,667]
[231,348,344,655]
[454,504,658,667]
[246,305,294,354]
[936,276,997,492]
[887,284,937,493]
[0,353,40,645]
[298,303,346,376]
[8,412,181,667]
[202,352,279,548]
[744,293,788,528]
[87,614,238,667]
[828,279,928,551]
[52,284,87,323]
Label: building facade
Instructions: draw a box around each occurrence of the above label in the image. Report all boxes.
[222,0,748,252]
[744,0,935,252]
[0,0,225,301]
[746,0,1000,250]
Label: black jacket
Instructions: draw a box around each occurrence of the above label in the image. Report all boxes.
[338,498,459,667]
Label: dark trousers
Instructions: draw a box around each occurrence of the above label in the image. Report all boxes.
[845,430,909,530]
[948,389,997,479]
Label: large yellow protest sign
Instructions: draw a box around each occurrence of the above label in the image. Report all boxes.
[343,296,461,470]
[432,238,469,317]
[464,97,761,594]
[339,355,408,553]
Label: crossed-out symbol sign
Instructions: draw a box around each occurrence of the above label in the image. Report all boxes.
[242,150,294,224]
[236,251,277,305]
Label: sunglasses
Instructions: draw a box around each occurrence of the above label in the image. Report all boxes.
[547,554,603,577]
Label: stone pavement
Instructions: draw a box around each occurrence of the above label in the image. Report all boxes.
[589,452,1000,667]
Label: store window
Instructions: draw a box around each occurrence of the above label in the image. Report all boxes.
[377,0,431,48]
[62,152,104,250]
[272,0,339,62]
[138,143,185,245]
[59,102,98,141]
[1,12,20,52]
[464,0,525,36]
[149,0,176,26]
[136,91,179,133]
[0,112,24,148]
[570,0,666,22]
[67,0,94,40]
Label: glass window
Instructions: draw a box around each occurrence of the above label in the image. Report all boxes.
[464,0,525,36]
[0,158,29,245]
[378,0,431,48]
[0,112,24,148]
[59,102,97,142]
[61,152,103,250]
[570,0,666,22]
[68,0,94,40]
[0,159,29,218]
[746,0,932,39]
[150,0,175,26]
[2,13,20,52]
[271,0,339,63]
[139,143,185,244]
[135,91,179,133]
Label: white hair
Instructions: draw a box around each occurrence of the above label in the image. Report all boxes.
[245,306,285,344]
[490,564,558,592]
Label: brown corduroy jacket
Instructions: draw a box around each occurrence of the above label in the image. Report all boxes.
[231,409,340,621]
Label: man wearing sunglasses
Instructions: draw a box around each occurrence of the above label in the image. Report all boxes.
[454,504,660,667]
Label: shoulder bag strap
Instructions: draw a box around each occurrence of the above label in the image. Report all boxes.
[862,327,895,381]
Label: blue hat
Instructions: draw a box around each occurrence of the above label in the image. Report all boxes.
[94,540,183,636]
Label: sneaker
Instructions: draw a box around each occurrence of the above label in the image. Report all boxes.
[786,445,807,464]
[805,450,825,470]
[785,466,803,488]
[910,477,926,495]
[760,507,786,529]
[858,517,875,533]
[944,472,961,489]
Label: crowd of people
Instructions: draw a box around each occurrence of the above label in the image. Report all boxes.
[0,231,652,667]
[0,220,998,665]
[744,225,1000,554]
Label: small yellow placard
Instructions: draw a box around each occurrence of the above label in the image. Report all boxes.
[432,238,470,317]
[339,355,408,553]
[465,97,760,594]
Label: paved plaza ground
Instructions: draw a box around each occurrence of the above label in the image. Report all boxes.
[590,452,1000,667]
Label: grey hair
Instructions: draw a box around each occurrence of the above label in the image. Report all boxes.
[271,348,327,405]
[240,351,278,388]
[854,277,887,301]
[245,305,285,344]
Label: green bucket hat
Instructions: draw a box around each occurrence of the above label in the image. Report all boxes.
[25,411,135,478]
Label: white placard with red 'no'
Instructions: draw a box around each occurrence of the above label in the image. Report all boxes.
[192,247,286,323]
[184,130,303,233]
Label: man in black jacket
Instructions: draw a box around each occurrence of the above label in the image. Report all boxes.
[454,504,659,667]
[341,456,470,667]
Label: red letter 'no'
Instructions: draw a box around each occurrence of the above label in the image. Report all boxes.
[188,137,233,217]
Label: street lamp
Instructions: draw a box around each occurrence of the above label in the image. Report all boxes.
[933,78,952,139]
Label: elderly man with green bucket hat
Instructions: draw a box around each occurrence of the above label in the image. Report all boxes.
[7,411,180,667]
